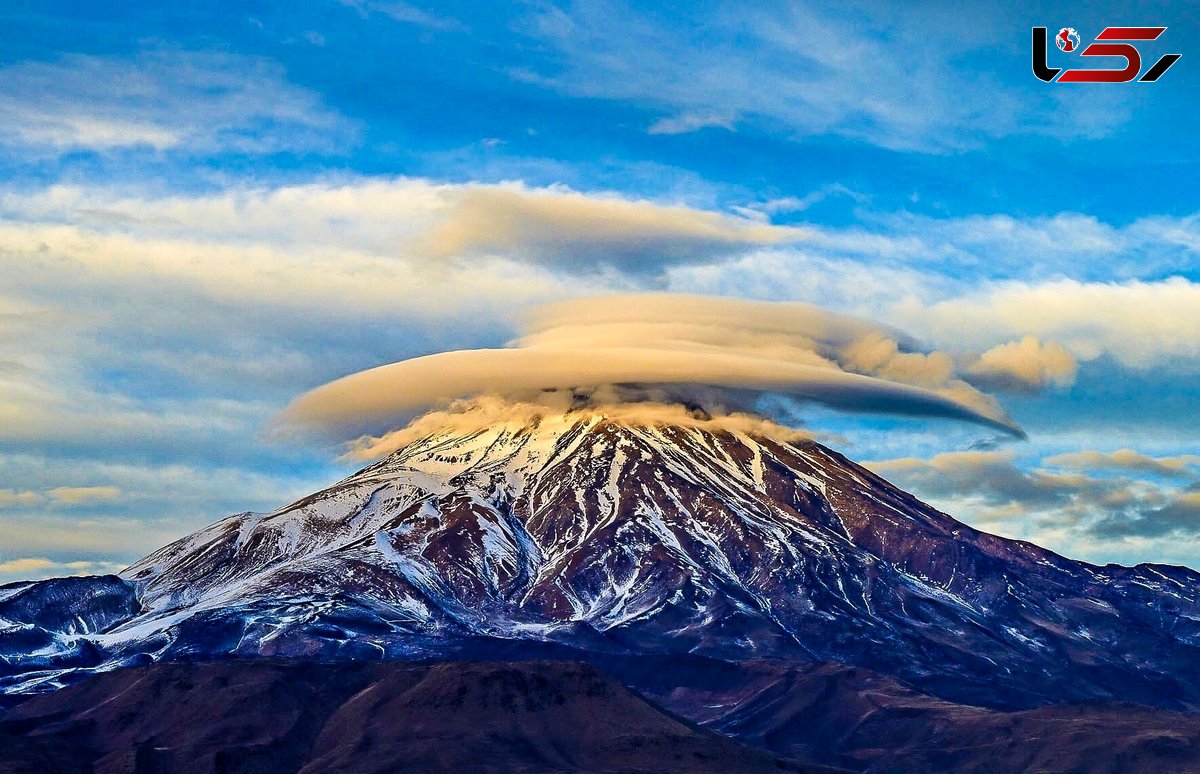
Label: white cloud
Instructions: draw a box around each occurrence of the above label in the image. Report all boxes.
[896,278,1200,370]
[733,185,868,219]
[0,179,701,474]
[0,50,355,154]
[666,214,1200,374]
[516,2,1118,152]
[1,179,800,282]
[338,0,464,31]
[966,336,1078,393]
[647,112,735,135]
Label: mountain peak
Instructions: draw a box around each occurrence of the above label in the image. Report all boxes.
[4,407,1200,713]
[367,411,798,491]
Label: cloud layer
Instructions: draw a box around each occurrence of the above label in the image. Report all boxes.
[867,448,1200,565]
[281,293,1031,445]
[421,186,801,272]
[0,175,1194,575]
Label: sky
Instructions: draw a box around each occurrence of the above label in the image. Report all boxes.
[0,0,1198,582]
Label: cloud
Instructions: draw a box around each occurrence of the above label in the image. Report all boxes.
[867,450,1106,510]
[419,184,803,272]
[0,489,42,508]
[0,179,644,481]
[0,453,331,580]
[670,241,1199,380]
[2,179,801,284]
[0,486,121,507]
[897,278,1200,370]
[0,557,127,583]
[45,486,123,505]
[338,0,465,31]
[647,112,735,135]
[280,293,1024,445]
[842,334,955,389]
[523,295,1008,423]
[0,185,606,405]
[0,50,355,154]
[866,449,1200,561]
[516,2,1114,153]
[1044,449,1200,478]
[817,330,1072,406]
[965,336,1078,393]
[0,175,1194,571]
[1102,492,1200,539]
[732,185,868,220]
[346,394,814,460]
[0,360,270,463]
[669,210,1200,314]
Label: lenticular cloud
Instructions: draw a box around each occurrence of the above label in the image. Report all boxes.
[280,293,1026,442]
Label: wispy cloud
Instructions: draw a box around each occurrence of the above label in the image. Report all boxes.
[732,185,868,221]
[515,1,1121,153]
[0,486,122,507]
[0,557,127,584]
[0,50,356,155]
[647,112,735,135]
[338,0,465,31]
[46,486,123,505]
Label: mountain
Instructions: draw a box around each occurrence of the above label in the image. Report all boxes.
[3,412,1200,763]
[5,658,1197,774]
[0,659,829,774]
[612,658,1200,772]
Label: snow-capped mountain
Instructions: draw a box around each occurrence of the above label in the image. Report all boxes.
[4,413,1200,711]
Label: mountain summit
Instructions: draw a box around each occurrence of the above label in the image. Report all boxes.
[4,412,1200,712]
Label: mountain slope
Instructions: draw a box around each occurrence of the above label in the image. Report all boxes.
[614,658,1200,773]
[3,414,1200,712]
[0,659,826,774]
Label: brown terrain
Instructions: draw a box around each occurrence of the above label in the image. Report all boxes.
[2,657,1199,773]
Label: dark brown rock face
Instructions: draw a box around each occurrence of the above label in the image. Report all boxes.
[0,659,824,774]
[3,657,1198,773]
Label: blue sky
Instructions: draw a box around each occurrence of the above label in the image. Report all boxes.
[0,0,1198,581]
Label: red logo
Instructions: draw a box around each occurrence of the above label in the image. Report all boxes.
[1033,26,1181,83]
